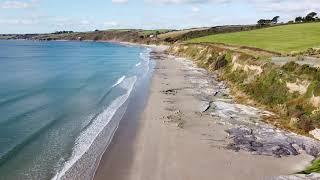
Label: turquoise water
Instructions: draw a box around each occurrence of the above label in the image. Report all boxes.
[0,40,150,179]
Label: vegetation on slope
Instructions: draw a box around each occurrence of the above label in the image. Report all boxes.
[159,25,268,43]
[169,44,320,135]
[188,23,320,53]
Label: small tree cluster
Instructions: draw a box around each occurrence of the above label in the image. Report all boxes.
[53,31,74,34]
[257,16,280,25]
[295,12,319,23]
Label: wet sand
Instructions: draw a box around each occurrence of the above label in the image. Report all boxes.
[94,48,314,180]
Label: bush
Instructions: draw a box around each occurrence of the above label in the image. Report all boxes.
[247,69,288,105]
[282,61,320,81]
[306,81,320,97]
[93,34,103,41]
[298,115,314,133]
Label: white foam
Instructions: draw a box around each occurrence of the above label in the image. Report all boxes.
[140,49,151,62]
[136,48,152,79]
[52,76,137,180]
[112,76,125,88]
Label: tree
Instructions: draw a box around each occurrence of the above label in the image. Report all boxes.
[257,19,272,26]
[272,16,280,24]
[155,31,160,38]
[295,16,304,23]
[306,12,317,22]
[307,12,317,18]
[257,19,265,25]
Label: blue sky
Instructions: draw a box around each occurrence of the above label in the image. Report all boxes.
[0,0,319,33]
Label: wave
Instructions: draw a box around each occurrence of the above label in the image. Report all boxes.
[97,76,126,105]
[52,47,152,180]
[112,76,125,88]
[135,62,141,67]
[52,76,137,180]
[139,48,151,62]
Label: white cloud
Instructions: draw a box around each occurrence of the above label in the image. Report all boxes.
[146,0,320,15]
[0,18,39,25]
[247,0,320,13]
[80,20,90,25]
[146,0,230,5]
[103,21,119,27]
[0,0,40,9]
[112,0,128,4]
[191,6,200,12]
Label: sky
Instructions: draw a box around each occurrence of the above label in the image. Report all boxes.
[0,0,319,34]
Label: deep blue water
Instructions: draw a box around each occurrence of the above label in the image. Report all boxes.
[0,40,149,180]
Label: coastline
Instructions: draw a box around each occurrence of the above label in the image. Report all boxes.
[50,42,154,180]
[93,45,315,180]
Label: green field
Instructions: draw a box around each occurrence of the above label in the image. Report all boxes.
[189,23,320,53]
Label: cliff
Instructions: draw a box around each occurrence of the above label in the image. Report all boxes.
[168,43,320,134]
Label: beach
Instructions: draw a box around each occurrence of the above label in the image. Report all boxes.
[93,47,318,180]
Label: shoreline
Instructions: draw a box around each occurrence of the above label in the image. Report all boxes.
[51,42,155,180]
[93,46,317,180]
[93,44,159,180]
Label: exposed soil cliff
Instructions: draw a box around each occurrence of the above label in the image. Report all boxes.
[168,43,320,135]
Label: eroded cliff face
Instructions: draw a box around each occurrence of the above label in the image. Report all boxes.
[168,43,320,134]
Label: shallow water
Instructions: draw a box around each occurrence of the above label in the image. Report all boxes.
[0,40,149,179]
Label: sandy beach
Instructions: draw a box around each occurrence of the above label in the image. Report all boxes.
[94,47,316,180]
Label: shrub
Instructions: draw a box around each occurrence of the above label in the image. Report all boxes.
[247,69,289,105]
[306,81,320,97]
[298,115,314,133]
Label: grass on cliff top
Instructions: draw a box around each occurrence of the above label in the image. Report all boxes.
[139,29,173,36]
[188,23,320,53]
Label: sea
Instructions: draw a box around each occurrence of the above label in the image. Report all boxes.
[0,40,153,180]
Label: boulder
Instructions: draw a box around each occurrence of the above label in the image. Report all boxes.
[310,129,320,140]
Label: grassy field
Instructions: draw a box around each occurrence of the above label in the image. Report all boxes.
[139,29,173,36]
[188,23,320,53]
[158,27,210,39]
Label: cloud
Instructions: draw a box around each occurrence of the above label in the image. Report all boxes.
[0,18,39,25]
[146,0,230,5]
[246,0,320,13]
[112,0,128,4]
[0,0,40,9]
[103,21,119,27]
[146,0,320,14]
[191,6,200,12]
[80,20,90,25]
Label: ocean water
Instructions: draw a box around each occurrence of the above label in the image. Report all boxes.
[0,40,152,180]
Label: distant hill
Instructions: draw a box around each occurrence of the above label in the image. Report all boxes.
[0,24,278,45]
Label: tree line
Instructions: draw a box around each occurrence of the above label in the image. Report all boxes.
[294,12,319,23]
[257,12,319,26]
[257,16,280,25]
[52,31,74,34]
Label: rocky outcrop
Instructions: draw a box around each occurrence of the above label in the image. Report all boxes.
[310,129,320,141]
[169,43,320,135]
[171,49,320,177]
[175,55,320,159]
[286,80,310,95]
